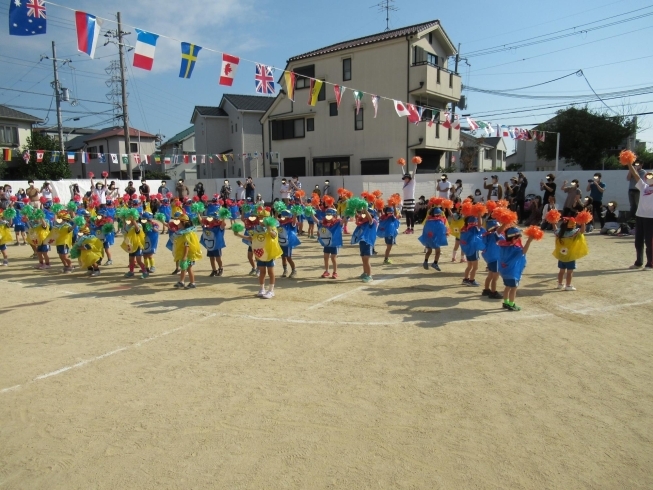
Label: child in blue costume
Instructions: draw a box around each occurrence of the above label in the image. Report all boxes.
[377,205,401,265]
[200,210,227,277]
[460,216,486,287]
[158,197,172,234]
[278,209,301,278]
[498,227,535,311]
[228,200,240,228]
[141,212,161,273]
[419,207,448,272]
[12,201,27,245]
[317,208,343,279]
[242,213,260,276]
[293,196,306,235]
[352,207,379,283]
[481,219,504,299]
[206,196,221,216]
[42,200,55,224]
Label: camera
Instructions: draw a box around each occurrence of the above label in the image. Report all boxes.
[588,180,593,183]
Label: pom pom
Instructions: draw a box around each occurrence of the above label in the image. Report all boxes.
[337,187,348,197]
[180,259,191,271]
[262,216,279,228]
[273,201,287,213]
[166,192,173,199]
[88,171,94,179]
[303,206,316,217]
[10,196,16,203]
[374,198,384,211]
[619,149,637,166]
[346,197,368,216]
[73,216,86,227]
[486,201,498,213]
[387,193,401,207]
[311,194,321,207]
[496,199,509,208]
[125,208,140,222]
[372,189,383,198]
[323,195,335,208]
[218,207,232,220]
[295,190,305,199]
[51,203,64,214]
[545,209,561,224]
[361,191,374,203]
[20,204,34,217]
[524,225,544,241]
[102,223,115,234]
[472,203,488,218]
[191,202,205,214]
[2,208,16,220]
[154,212,166,223]
[201,194,208,202]
[39,196,47,204]
[441,199,454,210]
[53,197,61,204]
[70,246,81,259]
[192,195,199,202]
[493,208,518,226]
[73,195,81,202]
[396,158,406,166]
[575,210,593,225]
[412,156,422,165]
[67,201,78,212]
[33,209,45,221]
[123,194,131,202]
[461,200,473,217]
[291,205,304,216]
[428,197,439,207]
[101,171,109,178]
[232,222,245,234]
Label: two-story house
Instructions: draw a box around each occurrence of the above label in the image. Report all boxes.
[193,94,275,180]
[159,127,197,181]
[0,106,43,176]
[458,133,508,172]
[260,19,461,177]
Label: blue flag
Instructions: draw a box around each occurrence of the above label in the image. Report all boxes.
[9,0,47,36]
[179,42,201,79]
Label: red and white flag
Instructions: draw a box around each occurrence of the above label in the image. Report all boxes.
[209,155,213,164]
[334,85,345,108]
[394,100,411,118]
[200,155,205,164]
[538,131,546,142]
[133,153,140,164]
[183,155,189,164]
[466,117,479,131]
[371,95,380,118]
[453,115,461,130]
[219,53,239,86]
[442,112,452,129]
[164,156,171,165]
[191,155,197,164]
[133,30,159,71]
[143,154,150,165]
[36,150,44,163]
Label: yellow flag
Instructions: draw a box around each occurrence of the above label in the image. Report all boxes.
[308,79,323,106]
[284,72,296,102]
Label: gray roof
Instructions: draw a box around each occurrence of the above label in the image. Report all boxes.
[222,94,275,112]
[162,126,194,146]
[65,134,88,151]
[288,20,451,62]
[483,137,503,147]
[193,106,229,117]
[0,105,43,123]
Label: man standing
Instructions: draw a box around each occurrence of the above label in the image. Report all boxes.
[515,172,528,223]
[323,179,331,198]
[540,173,556,204]
[220,180,231,201]
[125,181,137,198]
[26,180,40,209]
[627,161,646,219]
[561,179,582,217]
[139,178,151,202]
[626,162,653,269]
[245,177,256,202]
[401,164,416,234]
[586,172,606,227]
[437,174,452,199]
[483,175,503,202]
[176,179,189,200]
[158,180,169,196]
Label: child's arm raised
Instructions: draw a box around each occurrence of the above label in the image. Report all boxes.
[522,236,535,255]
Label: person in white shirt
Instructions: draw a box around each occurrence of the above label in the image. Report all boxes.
[627,162,653,269]
[400,165,416,234]
[236,181,246,200]
[279,178,291,204]
[90,177,107,204]
[40,181,53,202]
[437,174,452,198]
[106,181,120,201]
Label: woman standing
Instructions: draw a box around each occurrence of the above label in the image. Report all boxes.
[626,162,653,269]
[401,164,416,234]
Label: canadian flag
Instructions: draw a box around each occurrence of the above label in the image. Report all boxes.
[219,53,239,86]
[36,150,44,163]
[191,155,197,164]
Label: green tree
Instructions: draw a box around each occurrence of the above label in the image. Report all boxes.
[19,132,71,180]
[139,169,171,181]
[506,163,522,172]
[635,147,653,169]
[536,107,635,170]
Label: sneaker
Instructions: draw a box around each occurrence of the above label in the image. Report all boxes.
[256,269,260,277]
[174,281,185,288]
[281,268,288,278]
[35,264,45,269]
[468,280,480,287]
[217,268,223,277]
[359,272,367,279]
[482,289,491,296]
[2,260,8,266]
[503,301,510,309]
[91,270,100,277]
[124,271,134,278]
[185,283,196,289]
[331,272,338,279]
[289,269,297,278]
[209,270,217,277]
[422,261,429,270]
[30,254,37,259]
[462,278,470,286]
[321,270,331,278]
[104,260,113,266]
[257,289,266,297]
[565,285,577,291]
[403,229,411,234]
[409,229,415,234]
[431,262,441,271]
[372,249,378,255]
[556,283,564,290]
[149,266,156,273]
[248,268,257,276]
[141,272,149,279]
[171,268,180,275]
[262,290,275,299]
[383,258,393,265]
[645,265,653,271]
[490,291,503,299]
[506,303,522,311]
[629,264,643,270]
[362,274,373,283]
[43,264,51,269]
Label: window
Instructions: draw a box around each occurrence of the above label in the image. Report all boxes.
[0,126,19,145]
[355,108,364,131]
[427,52,438,66]
[235,124,238,132]
[329,103,338,117]
[361,159,389,175]
[436,122,440,139]
[484,149,491,159]
[99,145,104,154]
[294,119,304,138]
[306,118,314,132]
[413,47,438,67]
[343,58,352,81]
[294,65,315,89]
[284,157,306,177]
[130,143,138,153]
[449,73,454,88]
[88,146,97,159]
[448,127,452,140]
[271,118,306,140]
[317,80,326,101]
[313,157,350,176]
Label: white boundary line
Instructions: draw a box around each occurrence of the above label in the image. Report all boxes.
[557,299,653,315]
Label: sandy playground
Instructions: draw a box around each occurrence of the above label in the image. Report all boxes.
[0,225,652,489]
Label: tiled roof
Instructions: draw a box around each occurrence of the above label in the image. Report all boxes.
[162,126,194,146]
[222,94,275,112]
[85,126,157,141]
[193,106,229,117]
[483,137,504,147]
[0,105,43,122]
[288,20,445,62]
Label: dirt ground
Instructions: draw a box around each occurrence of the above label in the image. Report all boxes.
[0,225,651,489]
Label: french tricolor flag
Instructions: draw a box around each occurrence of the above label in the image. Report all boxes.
[133,29,159,71]
[75,11,103,59]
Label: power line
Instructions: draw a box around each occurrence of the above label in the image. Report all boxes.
[464,83,653,101]
[579,70,619,115]
[0,86,115,105]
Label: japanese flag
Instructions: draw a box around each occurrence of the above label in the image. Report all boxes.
[191,155,197,164]
[393,100,411,118]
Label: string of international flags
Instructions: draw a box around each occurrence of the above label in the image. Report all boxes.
[7,1,545,149]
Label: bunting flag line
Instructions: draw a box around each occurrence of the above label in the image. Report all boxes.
[415,106,424,125]
[36,150,44,163]
[308,79,323,106]
[371,95,380,118]
[428,113,435,128]
[67,152,75,164]
[255,64,275,94]
[501,125,510,137]
[179,42,201,79]
[81,151,88,164]
[453,114,461,130]
[334,85,345,108]
[284,71,296,102]
[75,11,103,58]
[164,156,171,165]
[133,154,140,164]
[9,0,47,36]
[133,29,159,71]
[191,155,197,164]
[208,156,213,164]
[466,117,479,131]
[111,153,118,164]
[52,151,60,162]
[23,151,30,164]
[219,53,239,86]
[353,91,363,114]
[442,112,452,129]
[155,155,161,164]
[98,153,106,163]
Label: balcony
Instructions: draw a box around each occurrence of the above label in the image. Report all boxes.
[409,63,461,103]
[408,118,460,152]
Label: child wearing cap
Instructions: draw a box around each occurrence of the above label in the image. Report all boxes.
[498,227,535,311]
[172,216,202,289]
[200,210,227,277]
[352,207,378,283]
[418,206,448,271]
[317,208,343,279]
[481,219,503,299]
[377,205,401,265]
[460,216,485,287]
[554,217,588,291]
[278,209,300,278]
[142,213,161,273]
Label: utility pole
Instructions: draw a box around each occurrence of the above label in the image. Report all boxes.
[448,43,461,171]
[117,12,133,180]
[42,42,70,155]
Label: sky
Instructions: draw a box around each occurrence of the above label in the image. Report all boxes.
[1,0,652,153]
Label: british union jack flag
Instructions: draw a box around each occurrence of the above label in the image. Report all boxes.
[255,64,275,94]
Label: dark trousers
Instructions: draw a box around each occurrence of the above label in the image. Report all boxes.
[516,199,526,222]
[593,201,604,227]
[629,190,640,219]
[634,216,653,267]
[405,211,415,229]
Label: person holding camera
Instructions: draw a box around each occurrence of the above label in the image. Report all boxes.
[220,180,231,202]
[586,172,606,227]
[515,172,528,223]
[483,175,503,201]
[279,178,291,204]
[540,174,556,204]
[561,179,582,217]
[437,174,452,199]
[245,177,256,202]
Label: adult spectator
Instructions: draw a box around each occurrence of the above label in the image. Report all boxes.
[524,196,542,226]
[0,185,9,209]
[483,175,503,201]
[437,173,452,199]
[515,172,528,223]
[175,179,189,199]
[279,178,291,204]
[586,172,606,227]
[312,185,321,198]
[504,179,517,210]
[451,179,463,200]
[235,181,245,200]
[219,180,231,201]
[16,187,26,202]
[323,179,331,198]
[540,173,556,204]
[626,163,653,269]
[90,177,107,205]
[561,179,582,217]
[194,182,205,200]
[414,196,427,223]
[69,183,81,202]
[290,175,302,198]
[139,178,151,202]
[627,161,646,218]
[125,181,137,198]
[245,176,256,201]
[41,181,54,203]
[401,164,416,234]
[107,181,119,201]
[158,180,169,196]
[26,180,40,208]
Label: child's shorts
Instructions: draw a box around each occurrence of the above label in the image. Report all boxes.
[487,260,498,273]
[281,246,292,258]
[207,249,222,258]
[56,245,69,255]
[466,251,479,262]
[503,278,519,288]
[103,241,111,250]
[129,248,143,257]
[257,260,274,268]
[36,245,50,253]
[0,244,6,251]
[14,224,25,232]
[359,242,372,257]
[558,260,576,270]
[384,236,396,246]
[323,247,338,256]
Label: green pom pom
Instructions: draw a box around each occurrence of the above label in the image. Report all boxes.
[125,208,140,221]
[191,202,205,214]
[180,259,191,271]
[51,204,64,214]
[241,204,253,215]
[102,223,114,234]
[218,207,232,220]
[67,201,78,212]
[232,222,245,234]
[73,216,86,227]
[20,204,34,218]
[33,209,45,221]
[346,198,367,217]
[70,246,81,259]
[273,201,287,213]
[2,208,16,220]
[154,212,166,223]
[290,205,304,216]
[303,207,316,217]
[262,216,279,228]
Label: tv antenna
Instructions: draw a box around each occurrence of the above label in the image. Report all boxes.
[371,0,398,31]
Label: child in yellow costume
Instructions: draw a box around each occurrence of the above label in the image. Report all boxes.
[0,208,16,266]
[47,211,75,273]
[24,206,51,269]
[119,207,148,279]
[71,226,104,277]
[233,211,282,299]
[553,216,589,291]
[447,202,466,263]
[172,215,202,289]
